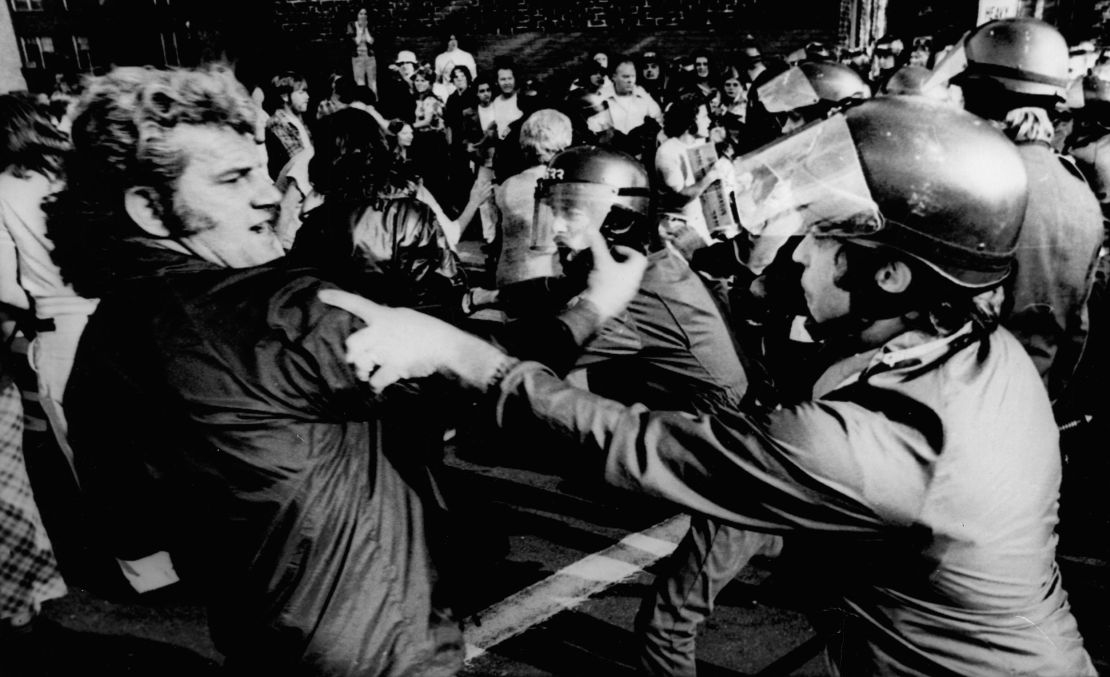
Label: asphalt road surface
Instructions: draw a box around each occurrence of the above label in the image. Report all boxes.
[24,417,1110,676]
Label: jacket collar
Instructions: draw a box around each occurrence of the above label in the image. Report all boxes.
[812,323,974,398]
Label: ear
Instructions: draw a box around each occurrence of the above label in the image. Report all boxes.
[124,186,171,237]
[874,259,913,294]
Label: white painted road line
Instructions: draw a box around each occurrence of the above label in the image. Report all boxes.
[462,513,691,661]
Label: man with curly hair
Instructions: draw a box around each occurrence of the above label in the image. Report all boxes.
[48,65,464,676]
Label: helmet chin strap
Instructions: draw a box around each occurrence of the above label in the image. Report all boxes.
[803,313,872,345]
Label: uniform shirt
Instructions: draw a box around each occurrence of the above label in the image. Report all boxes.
[573,246,748,413]
[1069,129,1110,209]
[496,325,1095,676]
[1006,142,1103,402]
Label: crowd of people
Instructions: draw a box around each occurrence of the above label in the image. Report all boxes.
[2,10,1109,677]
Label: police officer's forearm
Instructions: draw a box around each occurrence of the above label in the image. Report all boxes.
[493,362,893,532]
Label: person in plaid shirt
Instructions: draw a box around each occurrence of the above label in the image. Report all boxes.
[264,71,312,180]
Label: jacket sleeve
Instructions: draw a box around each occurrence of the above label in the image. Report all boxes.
[497,362,932,534]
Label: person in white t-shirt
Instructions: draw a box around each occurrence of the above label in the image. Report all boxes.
[471,77,501,243]
[491,62,524,140]
[433,31,477,101]
[654,91,730,245]
[606,57,663,135]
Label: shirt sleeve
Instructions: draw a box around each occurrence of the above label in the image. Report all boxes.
[497,362,933,534]
[574,311,645,366]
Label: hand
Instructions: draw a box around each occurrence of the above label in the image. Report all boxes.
[578,228,648,322]
[319,290,512,392]
[469,173,494,203]
[413,181,437,209]
[698,167,722,192]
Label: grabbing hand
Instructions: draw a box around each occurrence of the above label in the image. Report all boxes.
[713,158,734,181]
[469,173,495,204]
[578,228,648,322]
[319,289,512,392]
[413,181,438,210]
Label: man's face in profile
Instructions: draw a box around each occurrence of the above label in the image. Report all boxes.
[162,125,283,268]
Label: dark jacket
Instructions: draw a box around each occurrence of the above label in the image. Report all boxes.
[289,193,465,320]
[573,247,749,414]
[66,242,463,676]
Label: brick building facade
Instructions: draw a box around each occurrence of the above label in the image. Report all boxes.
[4,0,1110,94]
[262,0,845,89]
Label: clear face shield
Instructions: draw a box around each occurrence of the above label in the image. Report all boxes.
[531,181,624,255]
[730,113,882,241]
[756,66,821,114]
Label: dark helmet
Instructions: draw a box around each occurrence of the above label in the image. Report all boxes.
[842,96,1028,288]
[804,41,834,61]
[541,145,650,214]
[880,64,949,101]
[962,17,1069,99]
[532,145,652,252]
[798,61,872,103]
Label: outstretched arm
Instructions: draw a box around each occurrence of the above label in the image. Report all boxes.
[320,228,647,391]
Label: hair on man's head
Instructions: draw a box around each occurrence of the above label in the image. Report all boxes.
[47,64,260,296]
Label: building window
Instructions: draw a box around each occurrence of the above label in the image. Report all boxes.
[72,35,93,71]
[18,36,54,69]
[10,0,45,11]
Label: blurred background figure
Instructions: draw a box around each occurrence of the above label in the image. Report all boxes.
[0,95,79,665]
[290,108,470,320]
[493,108,573,291]
[264,71,312,180]
[347,5,377,93]
[433,30,477,102]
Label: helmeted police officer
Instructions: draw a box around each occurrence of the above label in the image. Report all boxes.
[744,60,871,151]
[324,95,1097,677]
[936,17,1104,410]
[1068,60,1110,211]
